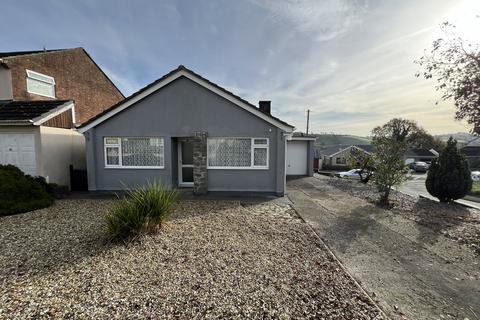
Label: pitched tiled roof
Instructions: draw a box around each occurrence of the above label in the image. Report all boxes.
[292,132,317,138]
[78,65,294,129]
[0,100,70,122]
[0,49,70,58]
[461,146,480,157]
[319,144,374,157]
[405,148,436,157]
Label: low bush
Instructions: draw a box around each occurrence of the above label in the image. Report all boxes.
[105,181,179,240]
[34,177,69,198]
[0,165,54,216]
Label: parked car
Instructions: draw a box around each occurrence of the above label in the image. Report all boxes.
[336,169,371,180]
[409,161,429,172]
[471,171,480,182]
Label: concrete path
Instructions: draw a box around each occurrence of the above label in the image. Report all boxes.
[287,176,480,320]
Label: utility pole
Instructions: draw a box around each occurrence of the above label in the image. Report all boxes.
[306,109,310,134]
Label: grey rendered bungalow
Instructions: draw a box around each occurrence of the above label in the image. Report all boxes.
[78,66,311,195]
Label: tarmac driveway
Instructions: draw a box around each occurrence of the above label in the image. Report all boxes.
[397,173,480,209]
[287,176,480,320]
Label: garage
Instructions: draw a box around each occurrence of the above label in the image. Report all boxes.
[0,133,37,176]
[286,134,316,176]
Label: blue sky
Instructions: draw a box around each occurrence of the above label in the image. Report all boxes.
[1,0,479,135]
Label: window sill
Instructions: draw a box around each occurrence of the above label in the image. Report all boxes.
[104,166,165,169]
[207,167,269,170]
[27,91,56,99]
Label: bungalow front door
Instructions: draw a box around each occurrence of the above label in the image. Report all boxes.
[178,141,194,187]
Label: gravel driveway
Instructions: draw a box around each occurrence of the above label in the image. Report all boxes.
[0,198,383,319]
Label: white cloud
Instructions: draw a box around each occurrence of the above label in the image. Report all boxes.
[249,0,368,42]
[101,66,141,96]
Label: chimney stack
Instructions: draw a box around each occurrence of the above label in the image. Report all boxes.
[259,101,271,115]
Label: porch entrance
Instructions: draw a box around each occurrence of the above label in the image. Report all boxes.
[178,140,194,187]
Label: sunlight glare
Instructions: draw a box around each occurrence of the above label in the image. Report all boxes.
[444,0,480,43]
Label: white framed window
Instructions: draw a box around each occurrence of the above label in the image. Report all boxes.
[207,137,269,169]
[26,69,56,98]
[104,137,164,169]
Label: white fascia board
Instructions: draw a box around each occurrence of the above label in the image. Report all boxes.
[328,146,353,158]
[351,145,372,155]
[329,145,371,158]
[78,70,294,133]
[32,101,74,126]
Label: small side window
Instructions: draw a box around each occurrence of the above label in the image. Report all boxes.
[26,69,55,98]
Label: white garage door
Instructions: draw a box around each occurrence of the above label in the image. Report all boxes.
[0,134,37,176]
[286,140,308,175]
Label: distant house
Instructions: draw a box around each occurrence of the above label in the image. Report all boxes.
[0,48,124,186]
[319,144,438,170]
[319,144,374,170]
[461,146,480,169]
[404,148,438,164]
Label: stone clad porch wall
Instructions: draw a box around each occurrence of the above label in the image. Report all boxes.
[193,131,208,195]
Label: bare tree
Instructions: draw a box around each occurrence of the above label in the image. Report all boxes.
[416,20,480,133]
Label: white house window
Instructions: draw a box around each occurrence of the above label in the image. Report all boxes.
[26,70,56,98]
[207,138,269,169]
[104,137,164,168]
[336,157,347,164]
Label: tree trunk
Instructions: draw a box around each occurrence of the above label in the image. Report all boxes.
[379,188,391,206]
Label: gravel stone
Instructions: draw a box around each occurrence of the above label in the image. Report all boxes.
[0,199,384,319]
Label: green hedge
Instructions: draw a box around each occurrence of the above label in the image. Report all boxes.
[0,165,54,216]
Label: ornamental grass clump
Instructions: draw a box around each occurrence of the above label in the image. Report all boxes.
[105,181,179,240]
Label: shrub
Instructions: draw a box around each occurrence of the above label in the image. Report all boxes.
[105,181,179,240]
[33,177,69,198]
[426,137,472,202]
[372,140,409,206]
[0,165,54,216]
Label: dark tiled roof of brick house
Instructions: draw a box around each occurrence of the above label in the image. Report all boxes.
[0,100,70,121]
[0,49,69,58]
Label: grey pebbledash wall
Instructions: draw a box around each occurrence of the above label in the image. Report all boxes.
[84,76,287,195]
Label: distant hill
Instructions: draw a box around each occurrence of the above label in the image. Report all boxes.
[435,132,480,146]
[312,134,371,149]
[310,132,480,150]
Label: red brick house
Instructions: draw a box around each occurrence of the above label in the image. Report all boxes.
[0,48,124,124]
[0,48,124,186]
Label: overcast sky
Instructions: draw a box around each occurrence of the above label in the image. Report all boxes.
[1,0,479,135]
